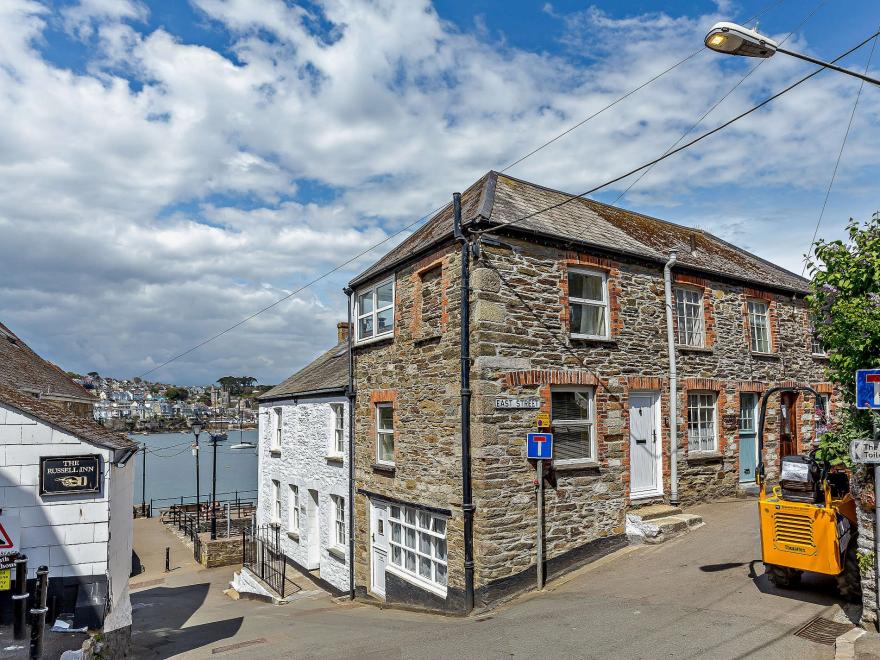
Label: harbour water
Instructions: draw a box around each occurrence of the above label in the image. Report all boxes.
[130,429,259,508]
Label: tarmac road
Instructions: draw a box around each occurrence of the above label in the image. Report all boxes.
[131,499,851,659]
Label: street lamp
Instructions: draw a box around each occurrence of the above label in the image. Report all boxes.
[230,399,256,451]
[208,433,226,540]
[191,419,203,529]
[704,22,880,87]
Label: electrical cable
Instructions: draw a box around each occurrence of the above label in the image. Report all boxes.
[801,30,879,276]
[134,0,792,379]
[479,31,880,240]
[610,0,826,206]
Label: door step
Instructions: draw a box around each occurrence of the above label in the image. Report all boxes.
[626,510,704,545]
[629,504,682,521]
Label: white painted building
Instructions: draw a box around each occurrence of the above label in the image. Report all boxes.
[0,385,137,637]
[255,324,351,594]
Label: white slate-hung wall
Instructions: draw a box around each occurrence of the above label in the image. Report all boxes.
[257,396,349,592]
[0,401,133,633]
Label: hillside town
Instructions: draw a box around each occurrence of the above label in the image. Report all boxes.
[1,2,880,660]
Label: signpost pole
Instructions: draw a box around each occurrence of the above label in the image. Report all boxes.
[141,444,147,516]
[12,556,27,641]
[874,412,880,631]
[537,459,544,591]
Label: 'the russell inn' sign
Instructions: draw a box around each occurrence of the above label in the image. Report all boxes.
[39,455,101,495]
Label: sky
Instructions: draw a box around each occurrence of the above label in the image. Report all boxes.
[1,0,879,386]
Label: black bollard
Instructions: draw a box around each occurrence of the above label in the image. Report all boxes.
[165,547,170,572]
[29,565,48,660]
[12,555,28,641]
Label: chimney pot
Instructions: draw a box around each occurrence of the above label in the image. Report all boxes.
[337,321,351,344]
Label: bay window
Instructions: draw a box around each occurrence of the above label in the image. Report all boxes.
[389,505,447,594]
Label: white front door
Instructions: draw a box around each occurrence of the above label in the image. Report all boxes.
[307,489,320,569]
[630,392,661,498]
[370,501,389,597]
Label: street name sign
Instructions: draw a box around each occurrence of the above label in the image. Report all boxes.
[850,438,880,464]
[496,397,542,410]
[527,433,553,460]
[856,369,880,409]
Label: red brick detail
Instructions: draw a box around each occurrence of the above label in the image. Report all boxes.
[673,273,708,288]
[742,288,779,353]
[812,382,833,394]
[503,369,600,388]
[558,253,622,337]
[627,376,665,390]
[409,254,450,338]
[737,381,767,392]
[681,377,723,391]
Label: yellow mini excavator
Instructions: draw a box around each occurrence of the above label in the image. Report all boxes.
[756,386,860,601]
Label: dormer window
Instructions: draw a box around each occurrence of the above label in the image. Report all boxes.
[356,279,394,343]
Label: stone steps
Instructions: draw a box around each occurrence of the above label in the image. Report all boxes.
[630,504,682,521]
[626,509,704,545]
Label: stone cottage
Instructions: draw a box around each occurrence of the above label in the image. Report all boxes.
[0,322,137,652]
[347,171,834,614]
[254,323,351,594]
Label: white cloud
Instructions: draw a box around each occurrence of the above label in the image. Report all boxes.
[1,0,877,383]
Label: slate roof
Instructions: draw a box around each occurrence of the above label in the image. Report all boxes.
[350,171,809,294]
[0,384,137,451]
[259,341,348,401]
[0,322,96,403]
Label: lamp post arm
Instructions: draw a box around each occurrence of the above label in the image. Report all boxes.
[777,45,880,87]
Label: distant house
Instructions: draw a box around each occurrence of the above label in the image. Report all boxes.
[254,323,351,594]
[0,321,137,650]
[346,171,833,613]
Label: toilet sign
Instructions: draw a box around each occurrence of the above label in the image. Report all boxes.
[856,369,880,409]
[850,439,880,464]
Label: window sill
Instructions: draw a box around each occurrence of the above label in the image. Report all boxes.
[269,449,281,457]
[386,565,447,599]
[554,459,599,471]
[414,333,442,346]
[287,531,300,542]
[570,335,616,344]
[372,463,396,475]
[326,454,344,464]
[354,333,394,348]
[328,547,346,562]
[811,353,829,360]
[686,452,722,463]
[677,345,713,353]
[750,352,778,359]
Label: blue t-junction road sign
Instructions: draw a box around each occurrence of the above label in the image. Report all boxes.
[527,433,553,460]
[856,369,880,409]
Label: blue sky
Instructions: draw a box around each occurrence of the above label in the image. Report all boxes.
[1,0,878,385]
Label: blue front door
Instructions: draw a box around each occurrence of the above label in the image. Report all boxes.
[739,393,758,482]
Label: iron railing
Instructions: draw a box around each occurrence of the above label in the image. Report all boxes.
[243,524,288,598]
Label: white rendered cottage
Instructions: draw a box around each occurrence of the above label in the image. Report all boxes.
[0,384,137,641]
[255,324,351,594]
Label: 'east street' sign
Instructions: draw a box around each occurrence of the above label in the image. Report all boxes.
[40,455,101,496]
[850,439,880,464]
[856,369,880,410]
[496,397,542,410]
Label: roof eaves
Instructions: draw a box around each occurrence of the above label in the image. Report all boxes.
[259,385,346,402]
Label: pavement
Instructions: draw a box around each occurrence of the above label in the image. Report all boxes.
[130,499,858,660]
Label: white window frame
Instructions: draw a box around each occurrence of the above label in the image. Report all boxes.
[271,407,282,452]
[747,300,772,353]
[687,391,718,454]
[568,268,609,340]
[810,322,826,356]
[271,479,281,524]
[288,484,300,533]
[550,386,596,465]
[376,403,394,466]
[388,504,448,597]
[674,286,705,348]
[355,278,395,344]
[329,403,345,457]
[331,495,346,549]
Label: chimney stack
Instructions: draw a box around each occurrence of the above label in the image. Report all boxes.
[337,321,351,344]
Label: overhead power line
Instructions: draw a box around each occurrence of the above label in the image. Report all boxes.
[801,30,879,276]
[136,0,794,378]
[481,31,880,239]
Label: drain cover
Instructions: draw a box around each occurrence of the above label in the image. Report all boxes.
[211,638,267,654]
[794,617,854,646]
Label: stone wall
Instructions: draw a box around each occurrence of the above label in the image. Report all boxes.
[200,534,243,568]
[352,244,466,612]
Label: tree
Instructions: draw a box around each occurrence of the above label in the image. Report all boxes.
[807,214,880,462]
[133,377,142,384]
[87,371,99,378]
[165,387,189,401]
[216,376,258,395]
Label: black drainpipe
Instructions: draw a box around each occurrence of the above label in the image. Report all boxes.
[344,286,356,600]
[453,192,475,613]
